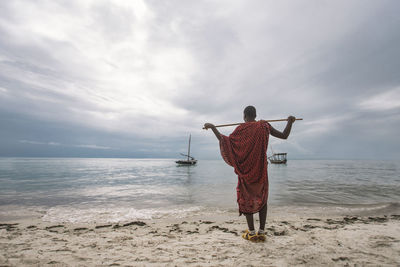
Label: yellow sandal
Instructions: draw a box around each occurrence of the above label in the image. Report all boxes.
[242,230,258,242]
[257,232,266,242]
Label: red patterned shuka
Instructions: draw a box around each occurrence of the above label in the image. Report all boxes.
[219,121,270,215]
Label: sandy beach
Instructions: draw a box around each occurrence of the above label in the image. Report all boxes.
[1,211,399,266]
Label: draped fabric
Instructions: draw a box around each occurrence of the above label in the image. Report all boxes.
[219,121,270,215]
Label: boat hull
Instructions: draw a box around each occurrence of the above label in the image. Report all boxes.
[269,159,287,164]
[268,152,287,164]
[175,160,197,165]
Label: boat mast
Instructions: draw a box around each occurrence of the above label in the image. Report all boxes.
[269,144,275,156]
[187,134,191,161]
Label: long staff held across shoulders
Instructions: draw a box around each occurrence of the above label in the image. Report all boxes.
[202,118,303,129]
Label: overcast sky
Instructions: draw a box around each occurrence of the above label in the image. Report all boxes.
[1,0,399,159]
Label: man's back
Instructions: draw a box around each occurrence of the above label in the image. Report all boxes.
[220,121,269,184]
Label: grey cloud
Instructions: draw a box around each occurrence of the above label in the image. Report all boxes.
[90,1,136,41]
[19,140,113,150]
[19,140,61,146]
[0,110,188,158]
[0,0,399,159]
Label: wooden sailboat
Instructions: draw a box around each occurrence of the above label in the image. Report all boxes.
[268,145,287,164]
[268,153,287,164]
[176,134,197,165]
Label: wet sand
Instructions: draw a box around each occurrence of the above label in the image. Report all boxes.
[1,212,399,266]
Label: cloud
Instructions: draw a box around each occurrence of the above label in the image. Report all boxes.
[19,140,114,150]
[19,140,61,146]
[359,87,400,111]
[1,0,400,159]
[74,144,114,150]
[0,0,197,136]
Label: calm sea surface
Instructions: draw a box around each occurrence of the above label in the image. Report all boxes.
[0,158,399,222]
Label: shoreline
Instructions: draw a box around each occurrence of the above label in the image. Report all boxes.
[1,201,399,222]
[1,210,400,266]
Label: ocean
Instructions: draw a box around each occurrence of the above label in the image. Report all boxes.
[0,158,399,223]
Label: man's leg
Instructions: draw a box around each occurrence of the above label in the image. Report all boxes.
[242,213,258,241]
[258,204,268,230]
[245,213,255,231]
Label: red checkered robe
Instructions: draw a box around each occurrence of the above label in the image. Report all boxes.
[219,121,270,215]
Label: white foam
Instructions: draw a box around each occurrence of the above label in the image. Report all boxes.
[42,205,203,223]
[68,184,187,198]
[269,202,399,218]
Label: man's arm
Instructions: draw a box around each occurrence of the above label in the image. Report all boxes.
[269,116,296,139]
[204,123,222,141]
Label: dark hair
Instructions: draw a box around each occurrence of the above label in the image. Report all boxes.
[244,105,256,119]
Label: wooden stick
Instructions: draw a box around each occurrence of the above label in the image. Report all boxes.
[203,118,303,129]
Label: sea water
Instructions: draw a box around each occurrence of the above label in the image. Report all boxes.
[0,158,399,222]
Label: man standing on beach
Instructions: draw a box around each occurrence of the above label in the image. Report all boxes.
[204,106,296,242]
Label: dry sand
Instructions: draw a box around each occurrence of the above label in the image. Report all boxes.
[1,212,399,266]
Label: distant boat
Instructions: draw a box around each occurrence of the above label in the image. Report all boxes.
[268,153,287,164]
[268,144,287,164]
[176,134,197,165]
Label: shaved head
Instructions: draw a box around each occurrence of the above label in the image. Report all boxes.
[244,106,257,120]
